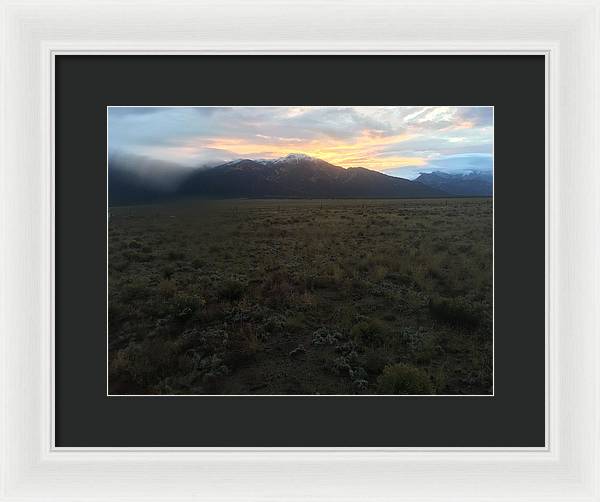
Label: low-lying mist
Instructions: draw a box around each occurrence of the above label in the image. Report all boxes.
[109,152,202,192]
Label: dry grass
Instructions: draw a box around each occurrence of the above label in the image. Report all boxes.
[108,198,493,395]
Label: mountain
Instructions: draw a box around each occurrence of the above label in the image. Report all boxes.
[178,153,446,199]
[414,171,493,196]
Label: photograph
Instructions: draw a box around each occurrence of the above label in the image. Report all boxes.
[107,105,494,396]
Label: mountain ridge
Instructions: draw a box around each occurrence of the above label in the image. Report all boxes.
[414,170,493,196]
[178,154,446,199]
[108,153,450,205]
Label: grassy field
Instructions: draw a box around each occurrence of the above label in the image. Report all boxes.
[108,198,493,395]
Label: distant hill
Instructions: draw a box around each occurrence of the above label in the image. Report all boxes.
[177,153,446,199]
[414,171,493,196]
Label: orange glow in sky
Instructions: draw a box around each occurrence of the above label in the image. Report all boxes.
[175,129,427,171]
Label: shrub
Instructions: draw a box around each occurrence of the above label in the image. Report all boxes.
[353,379,369,393]
[428,296,481,327]
[370,265,388,281]
[218,279,245,301]
[296,291,316,309]
[362,349,391,375]
[166,250,186,261]
[120,280,149,302]
[305,273,336,290]
[172,294,201,318]
[182,327,228,354]
[161,265,175,279]
[261,272,294,305]
[263,314,286,333]
[225,324,261,367]
[312,327,341,346]
[123,250,151,262]
[332,355,353,376]
[158,279,177,297]
[432,365,447,394]
[350,319,385,346]
[283,314,305,333]
[415,336,441,364]
[128,239,143,249]
[115,338,184,387]
[385,271,413,286]
[195,354,229,394]
[377,363,433,394]
[110,258,129,273]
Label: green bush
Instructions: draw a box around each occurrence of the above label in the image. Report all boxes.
[428,296,481,327]
[376,363,433,394]
[350,319,385,346]
[218,279,245,301]
[112,338,184,387]
[362,348,391,375]
[172,294,201,318]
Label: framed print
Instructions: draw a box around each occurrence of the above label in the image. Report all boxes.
[55,55,543,448]
[1,1,599,501]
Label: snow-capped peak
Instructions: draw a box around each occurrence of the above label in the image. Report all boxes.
[274,153,318,164]
[221,158,271,168]
[219,154,320,169]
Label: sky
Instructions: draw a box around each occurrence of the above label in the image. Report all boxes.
[108,106,493,179]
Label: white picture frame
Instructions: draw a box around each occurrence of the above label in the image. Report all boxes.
[1,0,598,500]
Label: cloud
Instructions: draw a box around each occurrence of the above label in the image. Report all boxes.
[108,106,493,174]
[456,107,493,127]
